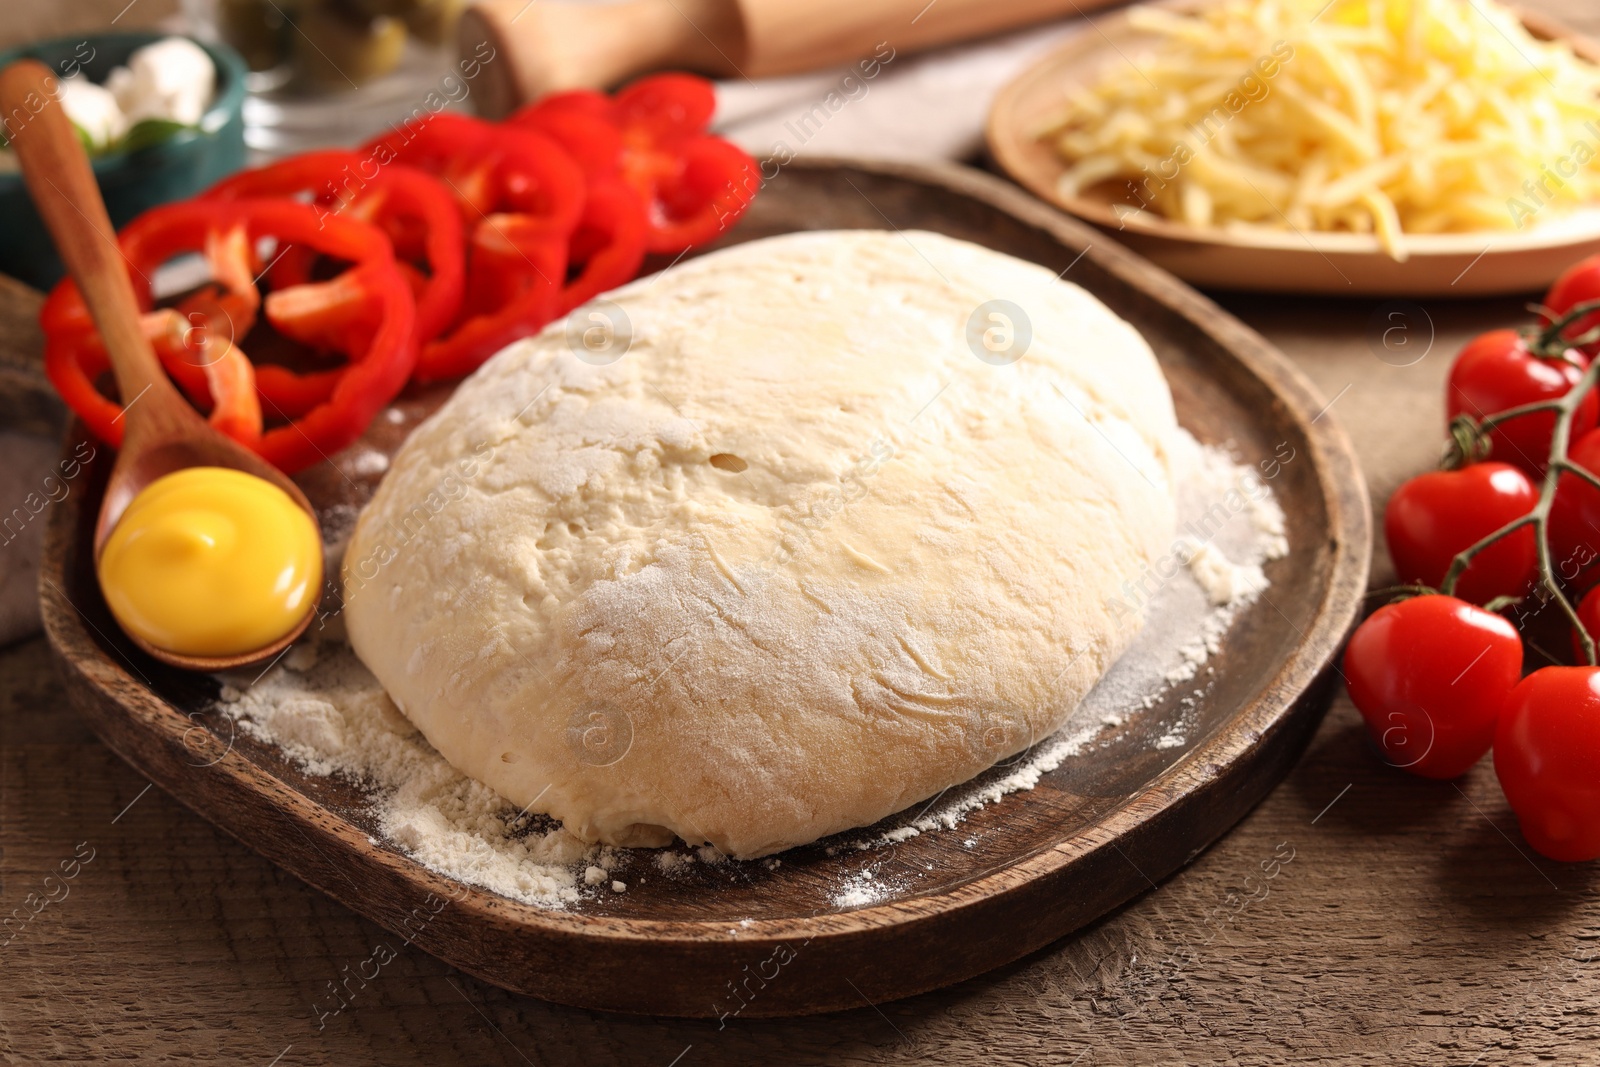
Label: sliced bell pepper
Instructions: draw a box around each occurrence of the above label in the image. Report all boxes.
[509,90,625,181]
[558,176,648,315]
[613,73,717,144]
[363,114,586,381]
[365,114,585,235]
[625,135,759,253]
[41,198,416,474]
[41,216,264,450]
[418,212,569,382]
[510,73,758,256]
[205,151,464,346]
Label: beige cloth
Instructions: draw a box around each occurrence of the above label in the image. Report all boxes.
[712,19,1083,162]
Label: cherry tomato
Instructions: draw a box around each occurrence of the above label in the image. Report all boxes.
[1344,595,1523,778]
[1493,666,1600,862]
[1547,427,1600,592]
[1445,329,1596,477]
[1573,586,1600,664]
[1544,254,1600,358]
[1384,463,1538,605]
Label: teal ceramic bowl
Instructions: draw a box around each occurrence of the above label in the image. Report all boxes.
[0,32,248,290]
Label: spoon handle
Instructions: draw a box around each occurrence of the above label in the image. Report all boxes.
[0,59,183,440]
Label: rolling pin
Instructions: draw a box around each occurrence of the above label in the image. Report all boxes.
[459,0,1125,118]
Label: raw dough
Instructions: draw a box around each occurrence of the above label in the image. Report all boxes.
[344,230,1179,858]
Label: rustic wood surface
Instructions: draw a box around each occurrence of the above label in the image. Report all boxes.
[6,0,1600,1059]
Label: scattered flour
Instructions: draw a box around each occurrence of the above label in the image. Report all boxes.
[340,448,391,477]
[218,640,591,908]
[214,428,1288,911]
[831,869,889,909]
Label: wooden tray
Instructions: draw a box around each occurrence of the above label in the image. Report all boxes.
[986,4,1600,297]
[40,158,1370,1018]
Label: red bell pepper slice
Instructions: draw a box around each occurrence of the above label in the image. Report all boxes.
[417,212,569,382]
[253,364,343,418]
[365,114,585,235]
[364,114,586,382]
[41,198,415,474]
[613,73,717,144]
[41,216,265,449]
[624,135,758,253]
[510,91,625,181]
[205,150,464,346]
[511,73,758,256]
[558,176,648,315]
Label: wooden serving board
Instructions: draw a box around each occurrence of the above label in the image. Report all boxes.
[39,158,1370,1018]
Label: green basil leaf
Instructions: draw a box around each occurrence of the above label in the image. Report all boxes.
[119,118,193,153]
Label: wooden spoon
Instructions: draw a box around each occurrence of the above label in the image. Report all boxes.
[0,58,321,672]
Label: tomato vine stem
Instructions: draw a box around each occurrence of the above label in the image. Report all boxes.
[1439,298,1600,667]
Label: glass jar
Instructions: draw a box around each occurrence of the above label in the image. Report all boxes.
[181,0,466,159]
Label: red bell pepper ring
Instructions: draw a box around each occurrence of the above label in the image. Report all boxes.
[416,213,569,382]
[558,176,648,315]
[205,151,464,346]
[364,114,585,236]
[253,364,343,419]
[509,91,625,181]
[42,215,265,448]
[363,114,587,381]
[613,75,755,252]
[506,97,644,318]
[613,73,717,144]
[43,304,264,448]
[41,198,416,475]
[511,73,758,256]
[624,135,758,254]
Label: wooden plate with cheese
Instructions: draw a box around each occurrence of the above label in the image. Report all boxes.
[987,1,1600,296]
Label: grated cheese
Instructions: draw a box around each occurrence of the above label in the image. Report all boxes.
[1039,0,1600,259]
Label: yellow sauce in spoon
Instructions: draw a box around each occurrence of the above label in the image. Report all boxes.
[97,467,322,657]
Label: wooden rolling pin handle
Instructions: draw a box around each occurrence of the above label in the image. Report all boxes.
[462,0,744,118]
[461,0,1118,117]
[0,60,190,445]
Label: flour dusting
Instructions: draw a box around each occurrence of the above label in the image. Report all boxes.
[215,428,1287,911]
[219,637,591,908]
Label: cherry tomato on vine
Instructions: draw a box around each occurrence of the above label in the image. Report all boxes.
[1445,329,1597,477]
[1493,666,1600,862]
[1343,595,1523,779]
[1572,586,1600,665]
[1544,254,1600,358]
[1547,427,1600,593]
[1384,463,1538,605]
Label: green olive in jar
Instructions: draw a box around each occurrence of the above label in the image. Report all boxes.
[218,0,289,72]
[403,0,466,45]
[291,6,407,88]
[342,0,427,17]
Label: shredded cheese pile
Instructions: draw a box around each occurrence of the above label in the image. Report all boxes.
[1038,0,1600,258]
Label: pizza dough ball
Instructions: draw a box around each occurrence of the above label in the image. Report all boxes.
[344,230,1179,858]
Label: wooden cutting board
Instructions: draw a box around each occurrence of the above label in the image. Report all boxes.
[38,157,1370,1017]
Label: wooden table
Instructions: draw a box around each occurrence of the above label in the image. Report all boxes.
[6,3,1600,1059]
